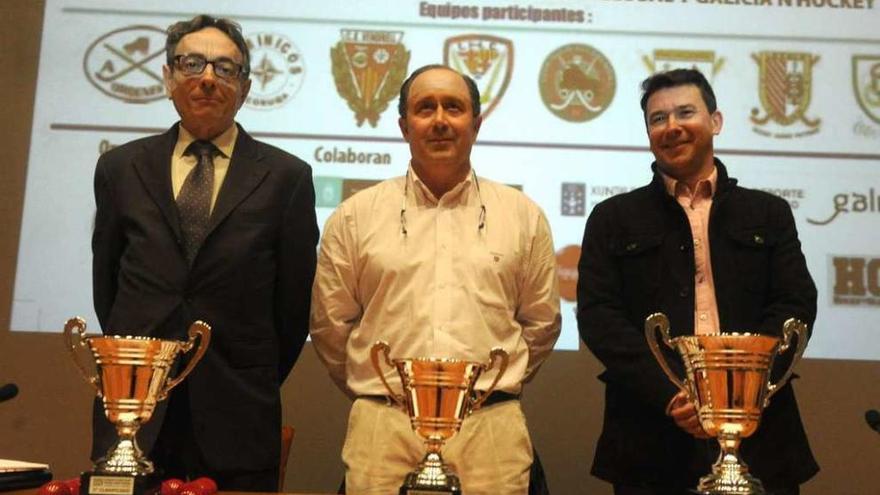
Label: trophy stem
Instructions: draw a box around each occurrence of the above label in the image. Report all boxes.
[697,432,765,495]
[94,422,154,475]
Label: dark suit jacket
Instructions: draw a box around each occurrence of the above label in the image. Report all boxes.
[577,160,818,490]
[91,123,318,471]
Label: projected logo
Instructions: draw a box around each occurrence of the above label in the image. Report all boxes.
[443,34,513,119]
[244,32,304,110]
[561,182,586,216]
[750,51,821,138]
[83,25,167,103]
[313,176,382,208]
[642,49,725,80]
[853,55,880,125]
[556,245,581,303]
[831,256,880,307]
[539,44,615,123]
[331,29,410,127]
[807,188,879,226]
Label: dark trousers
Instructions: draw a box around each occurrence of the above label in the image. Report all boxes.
[151,383,278,492]
[614,485,800,495]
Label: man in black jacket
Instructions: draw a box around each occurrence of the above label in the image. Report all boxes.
[577,69,817,495]
[91,14,318,491]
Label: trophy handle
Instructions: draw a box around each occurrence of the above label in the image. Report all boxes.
[764,318,808,405]
[63,317,101,395]
[159,320,212,401]
[644,313,689,395]
[471,347,509,410]
[369,341,406,408]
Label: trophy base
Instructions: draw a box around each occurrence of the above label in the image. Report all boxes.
[695,472,766,495]
[399,451,462,495]
[80,472,160,495]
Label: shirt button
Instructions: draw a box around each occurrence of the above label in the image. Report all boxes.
[699,313,708,321]
[679,288,689,297]
[694,239,701,247]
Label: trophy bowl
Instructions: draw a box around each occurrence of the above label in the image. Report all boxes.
[63,317,211,495]
[645,313,807,495]
[370,341,509,495]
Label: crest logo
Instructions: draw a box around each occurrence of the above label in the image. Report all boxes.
[852,55,880,125]
[83,25,166,103]
[751,51,821,138]
[561,183,586,216]
[331,29,410,127]
[444,34,513,118]
[642,49,725,80]
[539,44,615,123]
[244,33,304,110]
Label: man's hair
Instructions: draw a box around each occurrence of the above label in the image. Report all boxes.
[639,68,717,117]
[397,64,481,118]
[165,14,250,78]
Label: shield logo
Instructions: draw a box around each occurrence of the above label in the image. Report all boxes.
[642,49,725,80]
[852,55,880,125]
[331,29,410,127]
[751,51,820,128]
[443,34,513,118]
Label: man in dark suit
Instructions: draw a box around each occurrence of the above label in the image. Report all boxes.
[577,69,818,495]
[91,14,318,491]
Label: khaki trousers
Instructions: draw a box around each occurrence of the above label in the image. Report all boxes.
[342,397,533,494]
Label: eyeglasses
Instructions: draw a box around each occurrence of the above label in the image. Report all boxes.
[173,54,247,80]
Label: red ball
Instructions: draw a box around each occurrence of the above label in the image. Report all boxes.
[161,478,185,495]
[38,480,71,495]
[177,482,206,495]
[64,478,81,495]
[192,477,217,494]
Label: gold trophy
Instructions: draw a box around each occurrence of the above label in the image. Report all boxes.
[370,341,509,495]
[645,313,808,495]
[63,317,211,495]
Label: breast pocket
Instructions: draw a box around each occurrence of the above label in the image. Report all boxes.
[611,233,663,299]
[463,239,522,310]
[726,227,775,294]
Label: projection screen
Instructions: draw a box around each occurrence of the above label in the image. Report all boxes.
[10,0,880,359]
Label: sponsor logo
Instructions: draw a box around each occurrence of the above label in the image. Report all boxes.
[244,32,304,110]
[539,44,615,123]
[807,188,880,225]
[561,182,586,216]
[83,25,166,103]
[444,34,513,118]
[831,256,880,306]
[751,51,821,138]
[313,177,383,208]
[331,29,410,127]
[556,245,581,303]
[853,55,880,125]
[642,49,725,80]
[757,188,805,210]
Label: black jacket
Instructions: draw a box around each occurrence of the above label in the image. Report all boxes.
[91,124,318,471]
[577,159,818,490]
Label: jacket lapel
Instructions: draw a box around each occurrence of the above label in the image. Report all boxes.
[133,125,183,243]
[205,126,269,237]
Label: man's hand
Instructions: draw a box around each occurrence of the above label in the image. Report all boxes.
[668,391,711,439]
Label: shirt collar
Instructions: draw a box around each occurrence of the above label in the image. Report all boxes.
[660,165,717,200]
[407,162,474,206]
[175,123,238,159]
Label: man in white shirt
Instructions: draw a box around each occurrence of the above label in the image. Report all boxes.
[310,65,561,494]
